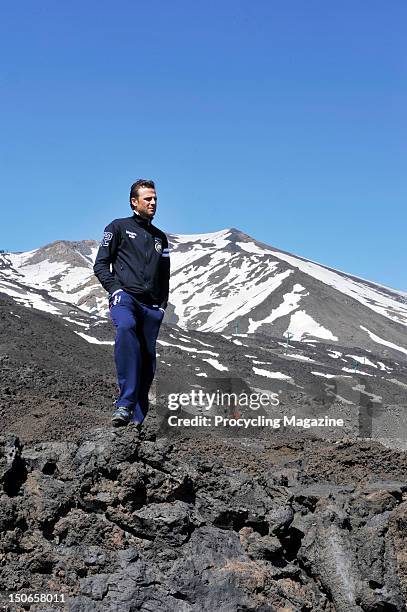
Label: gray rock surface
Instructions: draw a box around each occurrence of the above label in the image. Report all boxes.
[1,424,407,611]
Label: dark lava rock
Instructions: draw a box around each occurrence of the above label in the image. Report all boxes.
[0,426,407,611]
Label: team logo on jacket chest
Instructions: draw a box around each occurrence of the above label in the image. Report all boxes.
[126,230,137,239]
[154,238,163,253]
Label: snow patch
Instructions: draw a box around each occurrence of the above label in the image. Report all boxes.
[271,250,407,327]
[360,326,407,356]
[311,371,337,378]
[342,367,374,376]
[252,367,292,380]
[285,354,315,361]
[328,351,343,359]
[74,332,114,345]
[248,283,308,333]
[345,354,377,368]
[285,310,338,342]
[201,358,229,371]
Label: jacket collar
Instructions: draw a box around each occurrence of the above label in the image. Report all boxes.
[132,210,151,226]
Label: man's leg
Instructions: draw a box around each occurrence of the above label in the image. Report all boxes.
[109,292,141,412]
[133,306,163,423]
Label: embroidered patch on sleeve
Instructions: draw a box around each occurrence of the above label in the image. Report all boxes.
[154,238,163,253]
[101,231,113,247]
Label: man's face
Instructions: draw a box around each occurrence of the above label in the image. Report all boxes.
[131,187,157,220]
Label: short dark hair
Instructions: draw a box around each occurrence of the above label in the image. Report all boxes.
[129,179,156,203]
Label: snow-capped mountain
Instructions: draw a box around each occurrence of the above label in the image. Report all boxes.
[1,228,407,360]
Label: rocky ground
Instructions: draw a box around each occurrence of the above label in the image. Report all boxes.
[0,295,117,445]
[1,294,407,610]
[1,419,407,611]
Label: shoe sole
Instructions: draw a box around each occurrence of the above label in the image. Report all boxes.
[111,416,130,427]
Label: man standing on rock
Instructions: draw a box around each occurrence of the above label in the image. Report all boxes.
[93,179,170,427]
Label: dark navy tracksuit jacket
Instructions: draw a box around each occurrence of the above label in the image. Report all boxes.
[93,212,170,422]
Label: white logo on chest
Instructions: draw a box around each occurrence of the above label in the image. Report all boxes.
[126,230,137,239]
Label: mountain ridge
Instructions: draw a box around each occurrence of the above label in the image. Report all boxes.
[6,227,406,294]
[1,228,406,362]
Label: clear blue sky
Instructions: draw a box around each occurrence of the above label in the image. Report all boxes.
[1,1,406,290]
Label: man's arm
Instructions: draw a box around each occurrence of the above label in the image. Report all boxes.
[93,222,123,295]
[158,234,170,310]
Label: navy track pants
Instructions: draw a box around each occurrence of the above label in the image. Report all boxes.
[109,290,163,423]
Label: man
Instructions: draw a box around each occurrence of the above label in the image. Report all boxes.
[93,179,170,427]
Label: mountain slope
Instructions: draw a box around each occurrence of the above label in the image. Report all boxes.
[1,293,406,449]
[1,228,406,360]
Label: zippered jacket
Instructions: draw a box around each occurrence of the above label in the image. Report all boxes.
[93,213,170,309]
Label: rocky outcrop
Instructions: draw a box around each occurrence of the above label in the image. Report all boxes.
[1,423,407,611]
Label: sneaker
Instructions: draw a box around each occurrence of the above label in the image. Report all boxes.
[111,406,133,427]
